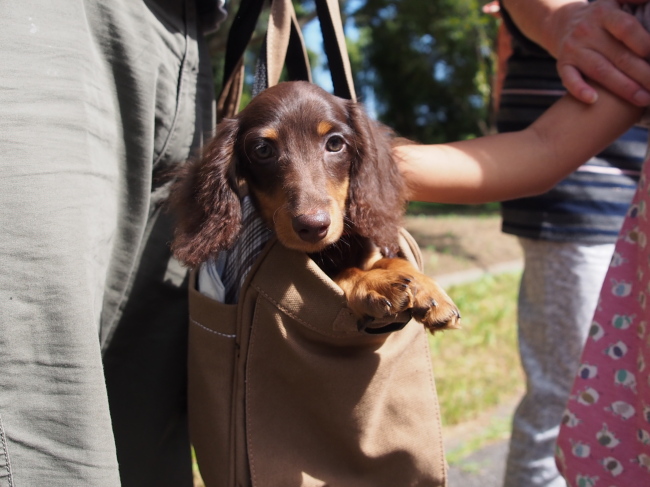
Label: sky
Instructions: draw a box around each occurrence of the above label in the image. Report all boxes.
[302,19,334,92]
[301,1,377,116]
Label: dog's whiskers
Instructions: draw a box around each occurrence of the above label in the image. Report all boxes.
[342,218,354,233]
[242,132,254,165]
[337,238,351,250]
[271,204,288,226]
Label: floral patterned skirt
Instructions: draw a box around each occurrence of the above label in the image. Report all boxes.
[556,161,650,486]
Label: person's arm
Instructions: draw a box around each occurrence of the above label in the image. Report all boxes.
[396,85,644,204]
[502,0,650,106]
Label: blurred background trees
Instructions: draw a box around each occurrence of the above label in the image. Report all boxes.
[349,0,498,142]
[207,0,499,143]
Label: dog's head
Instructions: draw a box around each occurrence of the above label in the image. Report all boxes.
[171,81,406,268]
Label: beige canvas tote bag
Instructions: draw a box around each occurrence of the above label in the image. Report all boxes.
[187,1,448,485]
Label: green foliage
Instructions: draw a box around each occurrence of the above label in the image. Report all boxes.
[207,0,498,139]
[407,201,500,216]
[348,0,499,142]
[429,272,523,426]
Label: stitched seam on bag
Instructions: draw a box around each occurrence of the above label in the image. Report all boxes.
[421,332,446,485]
[190,318,236,338]
[246,305,260,486]
[253,285,349,337]
[0,414,14,487]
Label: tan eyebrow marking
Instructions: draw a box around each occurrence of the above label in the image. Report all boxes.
[261,128,279,140]
[317,121,333,136]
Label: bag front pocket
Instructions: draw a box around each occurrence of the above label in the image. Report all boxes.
[187,276,238,487]
[188,238,447,487]
[243,295,446,487]
[243,244,447,487]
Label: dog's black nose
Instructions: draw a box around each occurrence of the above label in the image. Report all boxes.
[292,211,331,243]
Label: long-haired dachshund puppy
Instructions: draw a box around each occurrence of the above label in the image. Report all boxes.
[171,81,460,332]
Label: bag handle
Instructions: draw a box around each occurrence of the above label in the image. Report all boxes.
[252,0,313,97]
[217,0,356,121]
[314,0,356,101]
[217,0,262,121]
[262,0,356,100]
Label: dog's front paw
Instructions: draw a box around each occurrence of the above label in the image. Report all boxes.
[411,278,461,333]
[368,258,461,333]
[343,268,417,320]
[334,259,461,333]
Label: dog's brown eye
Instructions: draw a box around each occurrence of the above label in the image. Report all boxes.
[253,142,274,160]
[325,135,345,152]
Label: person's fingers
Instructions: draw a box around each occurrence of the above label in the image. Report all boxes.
[557,64,599,104]
[552,1,650,106]
[601,9,650,99]
[599,48,650,103]
[605,7,650,59]
[559,48,650,106]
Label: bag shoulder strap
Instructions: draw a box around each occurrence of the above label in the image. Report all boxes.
[315,0,355,101]
[217,0,355,121]
[217,0,265,121]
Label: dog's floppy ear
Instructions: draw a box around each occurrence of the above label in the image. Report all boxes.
[170,118,242,268]
[347,102,407,253]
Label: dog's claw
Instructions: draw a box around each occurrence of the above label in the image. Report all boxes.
[341,259,461,331]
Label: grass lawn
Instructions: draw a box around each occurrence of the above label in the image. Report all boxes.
[431,271,524,427]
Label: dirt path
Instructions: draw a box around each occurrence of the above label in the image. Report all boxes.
[403,214,523,277]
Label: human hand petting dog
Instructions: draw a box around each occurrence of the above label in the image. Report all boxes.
[170,81,460,333]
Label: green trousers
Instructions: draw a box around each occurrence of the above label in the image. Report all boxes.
[0,1,215,485]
